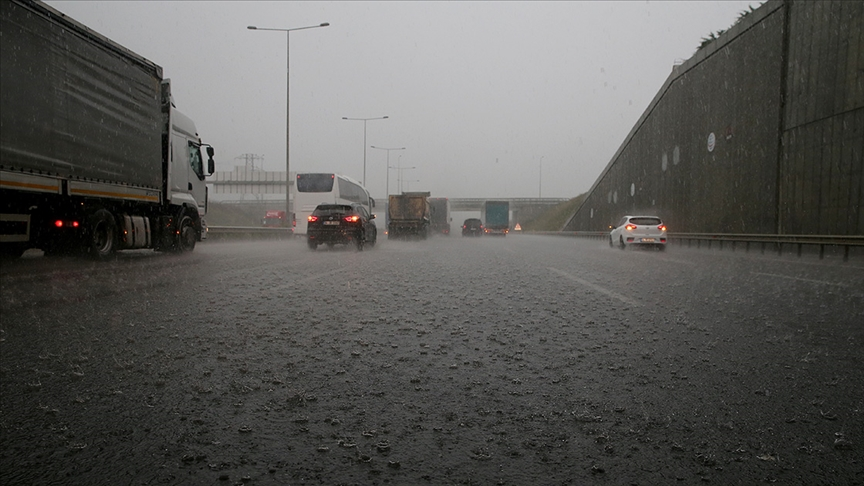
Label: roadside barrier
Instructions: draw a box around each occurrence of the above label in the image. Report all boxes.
[204,226,293,240]
[527,231,863,262]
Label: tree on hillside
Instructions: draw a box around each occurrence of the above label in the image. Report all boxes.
[696,4,760,52]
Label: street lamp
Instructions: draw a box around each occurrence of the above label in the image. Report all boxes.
[342,116,388,186]
[247,22,329,223]
[370,146,405,196]
[393,166,416,193]
[539,156,544,198]
[402,179,420,192]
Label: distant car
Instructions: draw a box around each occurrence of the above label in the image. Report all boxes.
[307,203,377,251]
[462,218,484,237]
[609,215,667,250]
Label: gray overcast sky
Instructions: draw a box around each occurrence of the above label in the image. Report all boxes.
[47,1,759,200]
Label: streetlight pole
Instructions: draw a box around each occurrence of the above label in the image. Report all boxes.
[248,22,329,223]
[396,166,416,193]
[403,179,419,192]
[370,146,405,196]
[342,116,388,186]
[539,156,544,198]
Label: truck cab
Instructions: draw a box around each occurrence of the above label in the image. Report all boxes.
[166,87,214,223]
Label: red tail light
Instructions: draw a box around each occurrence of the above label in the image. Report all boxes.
[54,220,63,228]
[307,215,318,222]
[625,224,637,231]
[658,225,667,231]
[344,215,360,223]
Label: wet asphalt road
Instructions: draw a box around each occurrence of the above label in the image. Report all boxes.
[1,235,862,485]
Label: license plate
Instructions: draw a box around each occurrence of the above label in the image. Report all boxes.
[641,238,655,242]
[323,221,340,225]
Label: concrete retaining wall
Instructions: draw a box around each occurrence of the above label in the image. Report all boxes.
[564,0,863,236]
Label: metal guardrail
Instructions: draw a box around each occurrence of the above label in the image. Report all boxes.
[206,225,862,261]
[530,231,864,262]
[205,226,293,239]
[669,233,864,261]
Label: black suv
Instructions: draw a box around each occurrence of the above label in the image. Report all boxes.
[307,204,377,250]
[461,218,484,237]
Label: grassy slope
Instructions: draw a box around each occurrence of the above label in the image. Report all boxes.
[204,203,264,227]
[521,193,586,232]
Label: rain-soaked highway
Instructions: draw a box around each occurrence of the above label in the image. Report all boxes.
[1,235,862,485]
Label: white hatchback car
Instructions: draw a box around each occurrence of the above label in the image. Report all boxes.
[609,215,667,250]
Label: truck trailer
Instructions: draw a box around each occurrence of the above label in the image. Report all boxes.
[388,192,430,239]
[428,197,451,236]
[0,0,214,258]
[483,200,510,236]
[262,210,289,228]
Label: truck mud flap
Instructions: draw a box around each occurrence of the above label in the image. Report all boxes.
[154,215,175,251]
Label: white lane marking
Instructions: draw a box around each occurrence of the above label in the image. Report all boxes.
[751,271,850,288]
[548,267,641,307]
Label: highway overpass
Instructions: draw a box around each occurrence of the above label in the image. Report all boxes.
[373,197,568,212]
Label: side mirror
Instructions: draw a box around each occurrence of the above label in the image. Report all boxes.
[370,214,376,220]
[206,146,215,175]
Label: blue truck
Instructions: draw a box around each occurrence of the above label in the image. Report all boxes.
[483,200,510,236]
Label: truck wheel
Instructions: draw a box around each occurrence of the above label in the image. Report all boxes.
[86,209,117,258]
[174,215,197,252]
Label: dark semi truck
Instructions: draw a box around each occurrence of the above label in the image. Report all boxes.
[429,197,451,235]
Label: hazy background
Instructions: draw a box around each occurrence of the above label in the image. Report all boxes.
[46,1,759,200]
